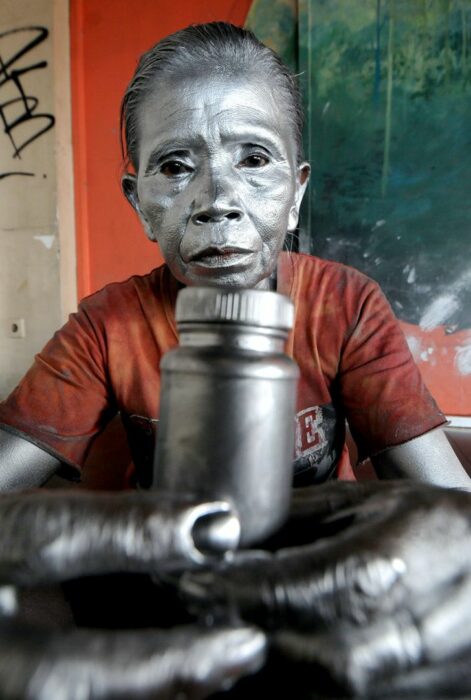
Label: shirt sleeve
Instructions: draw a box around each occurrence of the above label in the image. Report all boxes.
[338,280,447,462]
[0,304,116,479]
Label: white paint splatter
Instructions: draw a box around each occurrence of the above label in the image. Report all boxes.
[419,346,435,364]
[407,267,416,284]
[371,219,386,231]
[33,235,55,250]
[455,341,471,376]
[406,335,422,360]
[419,294,460,331]
[418,267,471,331]
[322,101,331,117]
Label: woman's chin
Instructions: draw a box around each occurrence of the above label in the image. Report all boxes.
[182,260,268,290]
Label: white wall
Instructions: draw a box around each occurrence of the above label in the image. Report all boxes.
[0,0,63,398]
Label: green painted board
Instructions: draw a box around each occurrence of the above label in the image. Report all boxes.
[248,0,471,332]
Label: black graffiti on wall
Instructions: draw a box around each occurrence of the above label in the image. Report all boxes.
[0,26,55,180]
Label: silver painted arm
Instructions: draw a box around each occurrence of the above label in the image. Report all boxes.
[0,429,60,492]
[371,428,471,489]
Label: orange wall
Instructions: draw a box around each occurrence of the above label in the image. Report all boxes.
[70,0,253,300]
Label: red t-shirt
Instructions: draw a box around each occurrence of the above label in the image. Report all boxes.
[0,253,446,486]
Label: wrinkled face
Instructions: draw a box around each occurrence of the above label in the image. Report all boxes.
[123,72,309,289]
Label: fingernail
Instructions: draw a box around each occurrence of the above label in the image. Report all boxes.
[0,586,17,616]
[192,511,241,554]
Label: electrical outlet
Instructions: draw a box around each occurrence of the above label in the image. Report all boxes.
[7,318,26,339]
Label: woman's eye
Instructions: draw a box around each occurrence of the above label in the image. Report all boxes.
[160,161,191,176]
[240,154,269,168]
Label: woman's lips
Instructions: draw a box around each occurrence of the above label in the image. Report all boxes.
[189,247,255,269]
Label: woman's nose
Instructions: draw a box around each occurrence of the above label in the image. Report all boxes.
[191,167,244,225]
[192,206,243,225]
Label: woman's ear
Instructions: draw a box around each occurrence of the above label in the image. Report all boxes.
[288,163,311,232]
[121,173,156,241]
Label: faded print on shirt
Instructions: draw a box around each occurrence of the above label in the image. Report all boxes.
[292,402,344,486]
[125,401,344,489]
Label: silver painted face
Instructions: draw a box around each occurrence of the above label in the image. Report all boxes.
[124,73,309,289]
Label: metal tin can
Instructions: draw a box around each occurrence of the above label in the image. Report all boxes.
[153,287,299,546]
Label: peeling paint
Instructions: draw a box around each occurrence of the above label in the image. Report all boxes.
[419,346,436,364]
[419,268,471,330]
[371,219,386,231]
[33,234,55,250]
[322,101,331,117]
[455,341,471,376]
[406,335,421,360]
[419,294,460,331]
[407,335,437,365]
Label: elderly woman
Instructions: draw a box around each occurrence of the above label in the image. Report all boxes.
[0,23,470,700]
[0,22,468,490]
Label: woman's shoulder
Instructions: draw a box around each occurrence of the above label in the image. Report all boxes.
[78,264,167,310]
[67,263,179,342]
[280,251,380,298]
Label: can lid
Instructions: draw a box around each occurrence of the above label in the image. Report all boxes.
[176,287,294,331]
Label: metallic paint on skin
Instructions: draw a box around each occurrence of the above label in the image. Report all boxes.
[122,73,309,290]
[119,74,470,489]
[0,491,239,585]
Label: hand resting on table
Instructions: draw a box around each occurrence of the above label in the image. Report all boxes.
[181,480,471,698]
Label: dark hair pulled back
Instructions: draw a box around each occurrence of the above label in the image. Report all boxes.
[120,21,304,170]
